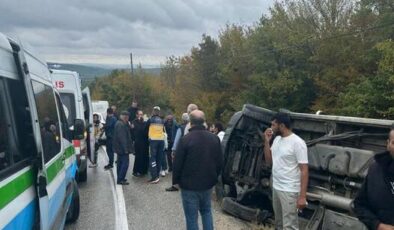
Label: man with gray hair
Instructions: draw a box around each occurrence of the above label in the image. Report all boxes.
[183,104,199,136]
[113,111,133,185]
[173,110,223,229]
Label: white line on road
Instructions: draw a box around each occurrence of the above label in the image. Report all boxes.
[102,147,129,230]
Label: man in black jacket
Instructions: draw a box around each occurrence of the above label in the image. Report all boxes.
[172,110,223,230]
[113,111,133,185]
[354,128,394,230]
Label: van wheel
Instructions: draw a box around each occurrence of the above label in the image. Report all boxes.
[78,167,87,182]
[66,180,80,223]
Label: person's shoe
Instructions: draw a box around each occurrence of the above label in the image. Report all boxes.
[133,173,142,177]
[122,179,128,182]
[117,181,129,185]
[148,177,160,184]
[104,164,113,170]
[164,170,169,175]
[89,163,98,168]
[165,186,179,192]
[160,170,166,177]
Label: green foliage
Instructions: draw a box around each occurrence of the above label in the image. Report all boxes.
[91,0,394,124]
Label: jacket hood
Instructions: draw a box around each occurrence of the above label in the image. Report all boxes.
[375,151,394,175]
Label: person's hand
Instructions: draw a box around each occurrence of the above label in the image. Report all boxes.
[377,223,394,230]
[264,128,273,143]
[297,196,307,210]
[171,151,175,159]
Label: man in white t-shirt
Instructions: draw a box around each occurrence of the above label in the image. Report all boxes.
[263,112,309,230]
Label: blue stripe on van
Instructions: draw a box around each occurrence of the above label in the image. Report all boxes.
[4,200,36,230]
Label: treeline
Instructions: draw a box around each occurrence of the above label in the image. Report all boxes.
[91,0,394,123]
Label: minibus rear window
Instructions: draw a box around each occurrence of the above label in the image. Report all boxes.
[60,93,76,127]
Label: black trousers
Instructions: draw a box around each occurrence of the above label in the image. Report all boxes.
[133,140,149,175]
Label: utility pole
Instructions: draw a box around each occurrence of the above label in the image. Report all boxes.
[130,52,134,76]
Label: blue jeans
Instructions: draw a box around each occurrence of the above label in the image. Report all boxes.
[149,140,164,179]
[181,189,214,230]
[106,138,114,165]
[117,154,129,183]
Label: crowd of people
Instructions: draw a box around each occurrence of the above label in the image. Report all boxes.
[90,102,225,229]
[89,102,394,230]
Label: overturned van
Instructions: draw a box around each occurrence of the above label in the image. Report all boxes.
[217,104,393,229]
[0,33,82,229]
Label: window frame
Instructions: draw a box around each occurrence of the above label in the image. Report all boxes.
[31,80,62,164]
[0,77,34,180]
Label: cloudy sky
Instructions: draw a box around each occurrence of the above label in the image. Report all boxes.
[2,0,274,67]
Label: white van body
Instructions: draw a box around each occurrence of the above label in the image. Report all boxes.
[0,33,80,229]
[92,100,109,122]
[50,70,88,181]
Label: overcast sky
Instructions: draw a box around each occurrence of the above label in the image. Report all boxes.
[2,0,274,67]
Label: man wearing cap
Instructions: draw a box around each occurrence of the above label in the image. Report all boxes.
[113,111,133,185]
[146,106,165,184]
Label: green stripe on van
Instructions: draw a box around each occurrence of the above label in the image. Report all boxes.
[64,146,74,159]
[46,146,74,184]
[0,168,34,210]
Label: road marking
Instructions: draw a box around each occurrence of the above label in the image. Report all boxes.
[101,147,129,230]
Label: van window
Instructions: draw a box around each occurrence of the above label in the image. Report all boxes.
[56,94,72,141]
[6,78,36,163]
[32,81,61,163]
[0,92,10,171]
[60,93,76,127]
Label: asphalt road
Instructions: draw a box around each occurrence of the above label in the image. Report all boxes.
[65,147,254,230]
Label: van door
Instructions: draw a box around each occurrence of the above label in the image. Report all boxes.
[82,87,95,162]
[13,43,68,229]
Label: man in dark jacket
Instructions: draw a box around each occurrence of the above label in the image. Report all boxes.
[127,101,138,122]
[172,110,223,230]
[354,128,394,230]
[131,110,149,176]
[162,114,178,174]
[104,108,117,170]
[113,111,133,185]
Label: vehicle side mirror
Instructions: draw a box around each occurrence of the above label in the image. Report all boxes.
[73,119,85,140]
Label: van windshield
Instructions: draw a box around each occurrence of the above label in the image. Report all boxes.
[60,93,76,127]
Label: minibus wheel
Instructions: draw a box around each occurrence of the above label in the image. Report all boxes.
[66,180,80,223]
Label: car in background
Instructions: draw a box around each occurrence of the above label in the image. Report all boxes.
[92,100,109,121]
[217,104,393,229]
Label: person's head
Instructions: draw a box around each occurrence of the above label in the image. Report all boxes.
[152,106,160,116]
[93,114,99,124]
[132,101,138,108]
[270,112,291,136]
[189,110,205,127]
[166,115,174,125]
[181,113,189,124]
[136,110,143,120]
[120,111,129,123]
[187,104,198,114]
[214,122,224,133]
[111,105,117,112]
[107,108,114,116]
[387,128,394,158]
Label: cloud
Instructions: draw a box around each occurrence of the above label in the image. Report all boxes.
[1,0,274,66]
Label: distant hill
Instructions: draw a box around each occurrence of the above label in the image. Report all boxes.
[47,62,161,86]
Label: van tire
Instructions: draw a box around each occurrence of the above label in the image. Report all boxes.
[221,197,270,223]
[78,167,87,182]
[66,180,80,223]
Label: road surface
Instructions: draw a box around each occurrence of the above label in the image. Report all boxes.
[65,148,255,230]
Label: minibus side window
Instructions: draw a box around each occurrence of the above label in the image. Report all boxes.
[55,94,72,141]
[0,91,10,171]
[31,81,61,163]
[6,78,36,162]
